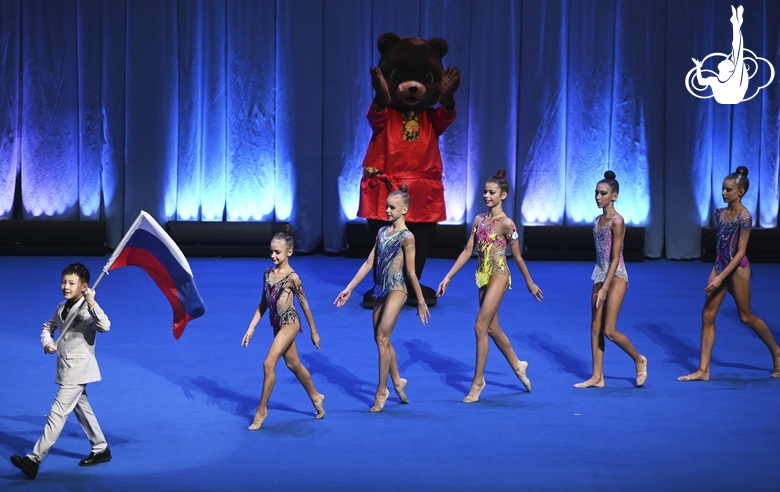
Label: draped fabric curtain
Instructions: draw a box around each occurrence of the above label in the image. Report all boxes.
[1,0,778,258]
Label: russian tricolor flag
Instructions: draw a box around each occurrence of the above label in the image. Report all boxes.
[105,211,206,339]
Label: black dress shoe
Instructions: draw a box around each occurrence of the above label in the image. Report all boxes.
[78,447,112,467]
[10,454,39,479]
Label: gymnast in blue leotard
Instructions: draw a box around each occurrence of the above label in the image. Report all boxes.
[335,184,430,413]
[678,166,780,381]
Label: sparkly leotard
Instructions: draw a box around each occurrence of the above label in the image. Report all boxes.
[262,267,308,335]
[714,208,751,275]
[473,213,517,288]
[591,215,628,284]
[373,226,414,298]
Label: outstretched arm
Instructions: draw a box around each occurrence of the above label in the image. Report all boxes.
[402,236,430,325]
[334,245,376,307]
[241,299,268,347]
[437,222,477,296]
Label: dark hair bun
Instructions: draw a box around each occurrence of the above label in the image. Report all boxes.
[603,170,616,180]
[281,223,293,236]
[735,166,748,177]
[399,184,409,193]
[493,168,507,180]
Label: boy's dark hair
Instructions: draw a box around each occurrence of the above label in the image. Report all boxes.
[63,263,90,284]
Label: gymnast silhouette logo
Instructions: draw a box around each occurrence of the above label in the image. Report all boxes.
[685,5,774,104]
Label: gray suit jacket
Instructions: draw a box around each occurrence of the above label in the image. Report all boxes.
[41,300,111,385]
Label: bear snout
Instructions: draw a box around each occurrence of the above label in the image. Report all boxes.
[395,81,427,104]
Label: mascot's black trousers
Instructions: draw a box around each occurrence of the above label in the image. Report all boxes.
[362,219,438,308]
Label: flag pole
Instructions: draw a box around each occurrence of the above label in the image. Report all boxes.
[51,211,148,347]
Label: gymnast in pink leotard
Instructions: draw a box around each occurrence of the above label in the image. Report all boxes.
[574,171,647,389]
[241,226,325,430]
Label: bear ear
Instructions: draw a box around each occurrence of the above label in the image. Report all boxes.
[427,37,449,58]
[377,33,401,55]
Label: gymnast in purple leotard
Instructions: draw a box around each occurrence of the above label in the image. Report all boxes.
[335,185,430,413]
[573,171,647,389]
[437,169,543,403]
[679,166,780,381]
[241,225,325,429]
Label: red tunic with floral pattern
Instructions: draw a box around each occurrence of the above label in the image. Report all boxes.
[357,104,456,223]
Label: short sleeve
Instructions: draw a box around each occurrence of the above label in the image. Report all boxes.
[739,213,752,230]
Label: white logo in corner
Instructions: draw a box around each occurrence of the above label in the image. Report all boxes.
[685,5,774,104]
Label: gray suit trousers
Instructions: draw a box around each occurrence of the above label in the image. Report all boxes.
[29,384,107,463]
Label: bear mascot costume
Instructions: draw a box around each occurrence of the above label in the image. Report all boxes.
[358,32,460,308]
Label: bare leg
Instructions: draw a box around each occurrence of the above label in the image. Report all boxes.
[283,341,325,418]
[370,291,407,412]
[481,280,532,391]
[600,278,647,386]
[678,268,728,381]
[574,284,607,388]
[464,275,509,402]
[728,267,780,377]
[249,325,300,430]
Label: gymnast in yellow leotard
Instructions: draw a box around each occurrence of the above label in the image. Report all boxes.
[437,168,544,403]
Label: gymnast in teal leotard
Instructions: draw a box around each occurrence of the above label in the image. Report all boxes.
[335,185,430,413]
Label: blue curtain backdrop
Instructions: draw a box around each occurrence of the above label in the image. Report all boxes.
[1,0,778,258]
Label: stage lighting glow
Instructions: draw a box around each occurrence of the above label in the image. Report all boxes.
[177,179,201,221]
[80,196,100,218]
[339,158,363,222]
[275,162,294,221]
[23,183,76,217]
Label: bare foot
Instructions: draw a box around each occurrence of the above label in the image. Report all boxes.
[462,379,486,403]
[514,360,532,392]
[312,393,326,419]
[573,378,605,389]
[394,378,409,404]
[369,387,390,413]
[248,411,268,430]
[772,355,780,378]
[636,356,648,387]
[677,370,709,381]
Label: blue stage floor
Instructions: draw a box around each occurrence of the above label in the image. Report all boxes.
[2,255,779,491]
